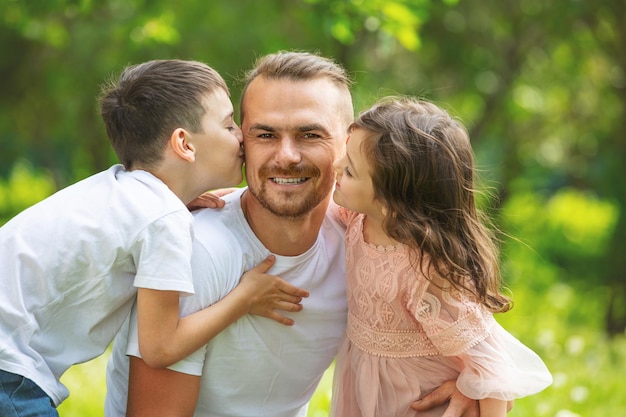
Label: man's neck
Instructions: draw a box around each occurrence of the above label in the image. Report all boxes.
[241,190,329,256]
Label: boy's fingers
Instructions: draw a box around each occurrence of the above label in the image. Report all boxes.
[187,192,226,210]
[250,255,276,273]
[268,312,295,326]
[277,281,309,298]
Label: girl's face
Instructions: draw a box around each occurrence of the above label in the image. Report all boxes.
[332,128,380,216]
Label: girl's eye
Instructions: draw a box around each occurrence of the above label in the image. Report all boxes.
[344,167,353,177]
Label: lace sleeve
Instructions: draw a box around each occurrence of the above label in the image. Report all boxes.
[408,273,495,356]
[455,321,553,400]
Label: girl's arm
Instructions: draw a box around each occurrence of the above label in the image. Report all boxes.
[479,398,508,417]
[137,255,309,368]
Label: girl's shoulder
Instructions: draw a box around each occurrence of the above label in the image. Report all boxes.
[328,201,362,227]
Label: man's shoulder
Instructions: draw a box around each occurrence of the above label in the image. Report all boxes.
[191,188,246,245]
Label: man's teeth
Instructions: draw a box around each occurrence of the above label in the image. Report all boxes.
[273,177,307,185]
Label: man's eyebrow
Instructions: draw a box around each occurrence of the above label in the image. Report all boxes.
[298,124,328,133]
[249,123,275,132]
[248,123,330,135]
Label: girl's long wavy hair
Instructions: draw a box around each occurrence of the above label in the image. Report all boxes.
[355,96,511,313]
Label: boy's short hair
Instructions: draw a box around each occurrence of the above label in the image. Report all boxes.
[100,59,228,169]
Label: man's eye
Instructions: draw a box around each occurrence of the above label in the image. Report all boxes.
[258,133,274,139]
[302,133,320,139]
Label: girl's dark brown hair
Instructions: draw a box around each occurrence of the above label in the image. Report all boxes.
[354,96,511,313]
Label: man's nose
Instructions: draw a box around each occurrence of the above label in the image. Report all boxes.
[275,137,301,164]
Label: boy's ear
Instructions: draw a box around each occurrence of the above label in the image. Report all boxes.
[170,128,195,163]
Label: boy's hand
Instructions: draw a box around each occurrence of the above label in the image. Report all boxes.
[187,188,239,211]
[239,255,310,325]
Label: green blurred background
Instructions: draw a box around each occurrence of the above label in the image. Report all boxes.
[1,1,624,416]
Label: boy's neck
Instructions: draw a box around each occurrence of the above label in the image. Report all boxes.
[136,164,198,206]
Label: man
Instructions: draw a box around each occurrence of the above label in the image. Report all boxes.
[105,51,478,417]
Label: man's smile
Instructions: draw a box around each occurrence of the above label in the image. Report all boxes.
[271,177,308,185]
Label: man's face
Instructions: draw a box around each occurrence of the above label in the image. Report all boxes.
[241,76,350,218]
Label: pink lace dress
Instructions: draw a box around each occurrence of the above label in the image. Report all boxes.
[330,209,552,417]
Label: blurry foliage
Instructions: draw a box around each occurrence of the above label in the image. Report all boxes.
[0,160,55,224]
[1,0,625,415]
[4,0,622,332]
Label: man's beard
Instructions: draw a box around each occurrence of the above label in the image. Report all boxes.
[248,164,333,219]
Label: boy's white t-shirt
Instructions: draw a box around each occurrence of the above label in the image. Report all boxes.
[105,187,348,417]
[0,164,195,406]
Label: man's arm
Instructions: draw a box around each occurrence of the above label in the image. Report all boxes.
[127,356,201,417]
[411,380,479,417]
[411,380,514,417]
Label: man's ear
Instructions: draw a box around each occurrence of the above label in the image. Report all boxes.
[170,128,195,163]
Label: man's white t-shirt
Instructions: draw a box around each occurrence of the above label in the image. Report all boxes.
[0,164,195,406]
[105,187,348,417]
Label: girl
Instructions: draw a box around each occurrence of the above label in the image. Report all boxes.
[331,97,552,417]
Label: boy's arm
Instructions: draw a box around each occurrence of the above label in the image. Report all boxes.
[127,356,200,417]
[137,255,309,368]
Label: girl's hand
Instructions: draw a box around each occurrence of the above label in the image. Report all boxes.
[239,255,310,325]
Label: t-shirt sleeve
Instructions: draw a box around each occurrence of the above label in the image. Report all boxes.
[132,210,195,295]
[127,236,241,376]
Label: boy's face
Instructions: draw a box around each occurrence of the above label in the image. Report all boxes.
[193,88,244,189]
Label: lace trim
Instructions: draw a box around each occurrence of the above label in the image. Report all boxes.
[427,310,495,356]
[347,307,496,358]
[346,312,440,358]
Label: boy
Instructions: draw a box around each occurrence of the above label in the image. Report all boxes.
[0,59,307,416]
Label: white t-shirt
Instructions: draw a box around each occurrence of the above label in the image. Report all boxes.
[0,164,195,406]
[105,187,348,417]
